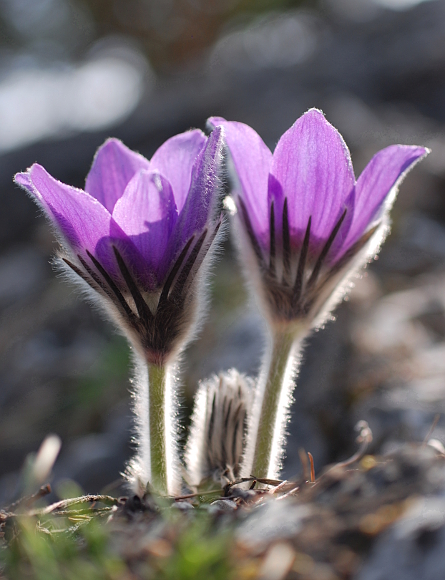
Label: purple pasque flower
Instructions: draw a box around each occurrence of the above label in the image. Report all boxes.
[15,128,224,364]
[209,110,428,326]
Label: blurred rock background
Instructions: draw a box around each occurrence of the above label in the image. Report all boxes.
[0,0,444,504]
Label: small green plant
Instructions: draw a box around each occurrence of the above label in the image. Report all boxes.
[1,505,236,580]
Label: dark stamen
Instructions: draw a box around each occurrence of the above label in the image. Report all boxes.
[158,236,195,310]
[175,220,222,304]
[113,246,153,324]
[169,229,208,303]
[86,251,136,322]
[292,216,312,305]
[282,198,291,283]
[238,198,265,268]
[306,209,347,290]
[269,201,276,277]
[77,254,110,294]
[316,223,380,290]
[304,223,380,319]
[195,220,221,273]
[63,257,98,289]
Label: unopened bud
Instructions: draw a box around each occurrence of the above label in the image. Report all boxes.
[185,369,252,487]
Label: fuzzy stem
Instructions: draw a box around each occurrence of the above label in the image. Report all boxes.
[148,363,168,495]
[251,327,300,479]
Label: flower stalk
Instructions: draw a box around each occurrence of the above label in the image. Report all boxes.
[147,363,168,495]
[250,327,301,479]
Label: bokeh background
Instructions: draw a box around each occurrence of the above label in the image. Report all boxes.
[1,0,444,501]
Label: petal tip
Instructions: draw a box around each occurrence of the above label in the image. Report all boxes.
[206,124,224,153]
[14,171,36,196]
[304,107,325,117]
[14,163,46,191]
[207,116,227,131]
[94,137,128,158]
[14,170,30,186]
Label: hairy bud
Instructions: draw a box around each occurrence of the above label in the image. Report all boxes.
[185,369,252,487]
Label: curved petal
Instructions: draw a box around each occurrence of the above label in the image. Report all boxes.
[270,109,355,246]
[15,164,114,257]
[85,138,150,213]
[208,117,272,243]
[112,170,178,287]
[342,145,429,251]
[170,126,224,257]
[150,130,207,214]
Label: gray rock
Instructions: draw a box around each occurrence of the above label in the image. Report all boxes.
[237,500,312,549]
[172,501,195,512]
[358,497,445,580]
[208,499,238,514]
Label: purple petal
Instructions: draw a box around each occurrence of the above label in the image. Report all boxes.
[15,164,114,258]
[270,109,355,247]
[150,130,207,214]
[208,117,272,243]
[170,126,224,256]
[15,171,33,192]
[342,145,429,252]
[85,138,150,213]
[112,170,178,287]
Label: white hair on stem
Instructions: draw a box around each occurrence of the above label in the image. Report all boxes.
[264,338,302,479]
[126,352,150,496]
[184,381,209,486]
[239,328,304,480]
[125,357,182,497]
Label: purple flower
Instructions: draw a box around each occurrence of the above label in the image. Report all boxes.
[209,109,428,325]
[15,128,224,364]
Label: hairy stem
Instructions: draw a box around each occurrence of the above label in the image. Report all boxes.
[148,363,168,495]
[251,327,301,479]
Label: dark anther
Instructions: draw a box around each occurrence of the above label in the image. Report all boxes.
[208,219,222,249]
[113,246,154,324]
[282,198,291,283]
[158,236,194,310]
[86,250,136,323]
[309,223,380,305]
[239,198,265,268]
[63,257,97,289]
[169,229,207,303]
[269,201,276,277]
[183,220,222,300]
[304,224,380,321]
[306,209,347,290]
[77,254,110,295]
[198,220,222,274]
[292,216,312,305]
